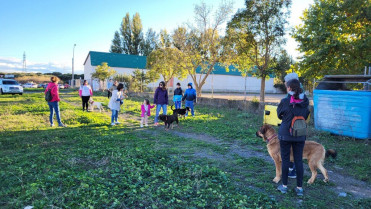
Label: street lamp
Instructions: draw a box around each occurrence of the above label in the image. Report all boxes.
[72,44,76,87]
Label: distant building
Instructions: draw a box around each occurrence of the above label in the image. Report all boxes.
[83,51,277,93]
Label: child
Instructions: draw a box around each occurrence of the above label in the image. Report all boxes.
[140,99,155,127]
[182,83,197,116]
[173,82,183,109]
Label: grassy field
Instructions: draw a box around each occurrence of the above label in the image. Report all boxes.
[0,91,370,208]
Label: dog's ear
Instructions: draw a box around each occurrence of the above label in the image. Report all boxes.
[260,124,269,135]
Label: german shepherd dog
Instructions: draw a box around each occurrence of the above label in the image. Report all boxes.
[159,113,179,130]
[256,124,337,184]
[171,105,190,119]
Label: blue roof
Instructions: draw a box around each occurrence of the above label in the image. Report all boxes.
[85,51,147,69]
[85,51,274,77]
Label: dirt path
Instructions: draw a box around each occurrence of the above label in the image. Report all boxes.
[62,94,371,199]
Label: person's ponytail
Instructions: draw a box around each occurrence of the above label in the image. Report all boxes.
[286,79,302,100]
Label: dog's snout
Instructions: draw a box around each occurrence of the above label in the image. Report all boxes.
[255,131,262,138]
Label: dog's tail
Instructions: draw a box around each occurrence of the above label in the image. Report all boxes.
[171,105,174,110]
[325,149,337,159]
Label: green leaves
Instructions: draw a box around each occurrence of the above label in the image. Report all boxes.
[293,0,371,79]
[91,62,117,81]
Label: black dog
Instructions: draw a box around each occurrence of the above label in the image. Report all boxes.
[171,105,190,119]
[159,113,179,130]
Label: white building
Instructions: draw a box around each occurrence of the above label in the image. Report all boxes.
[83,51,277,93]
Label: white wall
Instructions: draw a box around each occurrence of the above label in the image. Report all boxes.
[84,55,276,93]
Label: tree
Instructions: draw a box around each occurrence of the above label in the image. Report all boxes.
[147,47,187,86]
[160,29,171,48]
[120,13,133,54]
[110,31,123,53]
[132,13,143,55]
[293,0,370,79]
[228,0,291,102]
[140,28,159,56]
[172,1,234,97]
[91,62,117,90]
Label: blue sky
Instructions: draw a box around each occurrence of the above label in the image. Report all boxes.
[0,0,313,74]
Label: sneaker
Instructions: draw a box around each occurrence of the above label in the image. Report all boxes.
[277,185,288,194]
[288,170,297,179]
[58,124,67,127]
[115,121,120,124]
[140,124,143,128]
[294,187,304,196]
[111,123,116,126]
[154,123,159,126]
[145,124,148,127]
[50,124,54,127]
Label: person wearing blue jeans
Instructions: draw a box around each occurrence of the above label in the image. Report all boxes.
[153,81,168,125]
[173,83,183,109]
[182,83,197,116]
[48,101,63,126]
[108,83,124,126]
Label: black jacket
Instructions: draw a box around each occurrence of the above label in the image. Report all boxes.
[174,88,183,96]
[277,95,310,141]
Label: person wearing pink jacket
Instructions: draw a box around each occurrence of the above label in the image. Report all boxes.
[140,99,155,127]
[44,76,66,127]
[79,80,93,112]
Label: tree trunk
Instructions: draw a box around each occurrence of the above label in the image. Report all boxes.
[196,86,202,97]
[244,76,247,101]
[260,76,266,102]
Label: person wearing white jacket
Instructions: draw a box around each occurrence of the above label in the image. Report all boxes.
[108,83,124,125]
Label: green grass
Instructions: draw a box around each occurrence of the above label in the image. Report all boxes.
[0,92,370,208]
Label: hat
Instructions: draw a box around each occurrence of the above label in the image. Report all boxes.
[284,73,299,83]
[187,82,192,87]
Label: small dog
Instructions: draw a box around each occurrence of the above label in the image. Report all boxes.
[171,105,190,119]
[256,124,337,184]
[159,113,178,130]
[89,98,105,112]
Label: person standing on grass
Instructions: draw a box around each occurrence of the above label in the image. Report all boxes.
[79,80,93,112]
[108,83,124,126]
[153,81,168,126]
[44,76,66,127]
[173,82,183,109]
[140,99,155,127]
[283,72,306,179]
[107,79,113,99]
[276,79,310,196]
[182,83,197,117]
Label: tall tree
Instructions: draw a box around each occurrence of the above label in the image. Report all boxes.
[293,0,371,79]
[120,13,133,54]
[146,47,187,86]
[110,31,123,54]
[132,13,143,55]
[228,0,291,102]
[172,1,234,97]
[140,28,159,56]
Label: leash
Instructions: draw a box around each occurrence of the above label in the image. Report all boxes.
[266,134,277,143]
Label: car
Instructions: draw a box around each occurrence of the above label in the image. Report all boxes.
[38,83,47,88]
[23,83,38,88]
[0,79,24,95]
[58,84,64,89]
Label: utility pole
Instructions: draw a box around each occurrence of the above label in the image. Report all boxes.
[23,52,26,72]
[72,44,76,87]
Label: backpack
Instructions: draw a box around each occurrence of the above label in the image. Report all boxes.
[290,116,307,137]
[45,86,54,101]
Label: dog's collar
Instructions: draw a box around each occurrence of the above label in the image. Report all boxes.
[266,134,277,143]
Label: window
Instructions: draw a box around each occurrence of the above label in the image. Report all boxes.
[3,80,19,85]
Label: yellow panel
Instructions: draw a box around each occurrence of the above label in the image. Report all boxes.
[263,105,311,126]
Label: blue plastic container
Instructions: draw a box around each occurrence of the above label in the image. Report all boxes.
[313,90,371,139]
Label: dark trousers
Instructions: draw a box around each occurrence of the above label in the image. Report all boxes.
[82,96,90,111]
[107,90,112,99]
[280,140,305,187]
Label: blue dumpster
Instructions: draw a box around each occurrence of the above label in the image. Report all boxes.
[313,90,371,139]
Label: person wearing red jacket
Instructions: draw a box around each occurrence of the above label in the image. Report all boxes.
[44,77,66,127]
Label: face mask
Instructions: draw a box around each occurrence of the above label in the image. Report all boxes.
[288,91,295,95]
